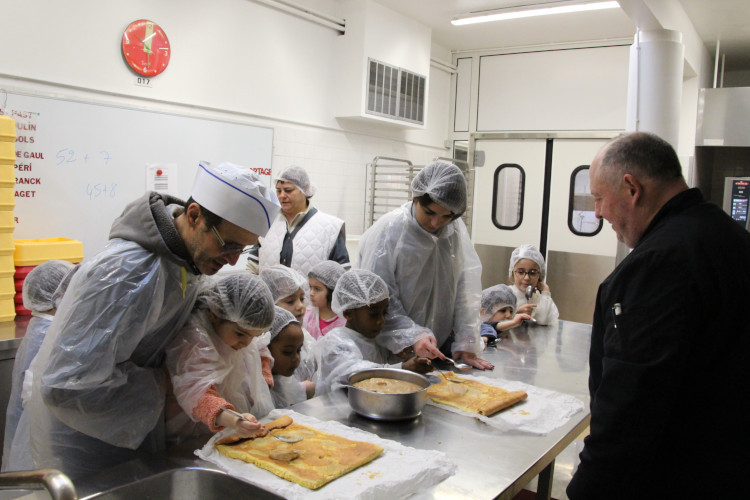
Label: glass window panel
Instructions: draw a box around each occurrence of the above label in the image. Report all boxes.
[492,164,524,229]
[568,165,602,235]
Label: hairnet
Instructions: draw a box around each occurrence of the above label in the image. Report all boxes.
[198,273,275,330]
[51,263,78,310]
[22,260,75,312]
[480,284,517,321]
[276,165,316,197]
[331,269,389,316]
[259,265,308,302]
[269,306,299,341]
[308,260,346,290]
[509,244,547,280]
[411,160,467,215]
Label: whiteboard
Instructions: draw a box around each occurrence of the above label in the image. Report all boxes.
[1,91,273,258]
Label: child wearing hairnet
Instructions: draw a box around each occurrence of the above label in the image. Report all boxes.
[314,269,433,395]
[480,284,531,346]
[303,260,347,339]
[358,161,492,371]
[508,245,559,325]
[259,265,317,389]
[2,260,75,472]
[268,307,313,407]
[164,273,275,444]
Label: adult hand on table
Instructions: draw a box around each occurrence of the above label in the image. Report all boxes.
[455,351,494,371]
[414,336,444,359]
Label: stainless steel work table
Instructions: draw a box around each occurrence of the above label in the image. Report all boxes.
[291,319,592,500]
[8,319,590,499]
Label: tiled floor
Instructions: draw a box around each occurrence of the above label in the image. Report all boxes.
[514,427,588,500]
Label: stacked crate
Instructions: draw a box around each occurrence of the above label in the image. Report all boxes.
[0,116,16,322]
[14,238,84,319]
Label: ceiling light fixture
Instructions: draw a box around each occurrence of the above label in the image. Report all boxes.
[451,1,620,26]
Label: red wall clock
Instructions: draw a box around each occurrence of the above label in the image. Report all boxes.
[121,20,171,77]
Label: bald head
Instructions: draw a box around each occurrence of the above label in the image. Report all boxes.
[597,132,685,188]
[590,132,688,248]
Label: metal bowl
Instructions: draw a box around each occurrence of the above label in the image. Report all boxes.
[347,368,431,421]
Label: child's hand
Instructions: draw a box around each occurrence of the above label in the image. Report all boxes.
[396,346,415,360]
[302,380,315,399]
[402,356,434,374]
[510,313,532,327]
[414,336,444,359]
[261,355,274,388]
[233,413,262,437]
[516,303,536,315]
[536,281,550,293]
[216,409,261,437]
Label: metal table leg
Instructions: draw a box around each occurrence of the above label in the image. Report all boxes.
[536,459,554,500]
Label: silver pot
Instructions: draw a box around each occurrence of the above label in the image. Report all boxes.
[347,368,431,421]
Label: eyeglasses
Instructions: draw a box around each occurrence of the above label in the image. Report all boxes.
[210,225,252,256]
[514,269,540,278]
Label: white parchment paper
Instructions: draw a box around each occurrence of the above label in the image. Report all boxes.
[425,374,585,435]
[196,409,457,500]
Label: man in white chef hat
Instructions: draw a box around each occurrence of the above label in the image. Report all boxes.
[26,161,280,480]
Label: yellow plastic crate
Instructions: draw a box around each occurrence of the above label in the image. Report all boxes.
[0,142,14,186]
[0,164,12,187]
[0,186,14,210]
[14,238,84,266]
[0,233,12,248]
[0,252,13,272]
[0,141,15,163]
[0,297,15,323]
[0,209,14,232]
[0,243,13,256]
[0,276,13,294]
[0,315,17,338]
[0,116,16,142]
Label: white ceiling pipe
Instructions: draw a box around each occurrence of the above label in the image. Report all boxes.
[252,0,345,33]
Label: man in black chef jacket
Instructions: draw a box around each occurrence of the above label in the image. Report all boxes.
[567,132,750,499]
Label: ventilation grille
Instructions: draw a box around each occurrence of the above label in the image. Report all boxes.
[367,59,425,125]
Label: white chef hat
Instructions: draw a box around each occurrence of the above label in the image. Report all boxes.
[191,161,281,237]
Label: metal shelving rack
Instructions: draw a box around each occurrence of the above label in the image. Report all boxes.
[364,156,474,235]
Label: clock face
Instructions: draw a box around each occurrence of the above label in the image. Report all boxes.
[122,19,171,77]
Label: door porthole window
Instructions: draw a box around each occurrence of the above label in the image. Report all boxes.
[568,165,602,236]
[492,163,524,230]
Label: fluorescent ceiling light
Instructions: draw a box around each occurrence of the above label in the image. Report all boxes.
[451,1,620,26]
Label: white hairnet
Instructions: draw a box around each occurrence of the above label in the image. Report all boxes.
[276,165,316,197]
[509,244,547,280]
[259,265,308,302]
[411,160,467,215]
[166,309,274,436]
[51,264,79,310]
[308,260,346,290]
[480,284,517,321]
[198,273,274,330]
[269,306,299,340]
[331,269,389,316]
[22,260,75,312]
